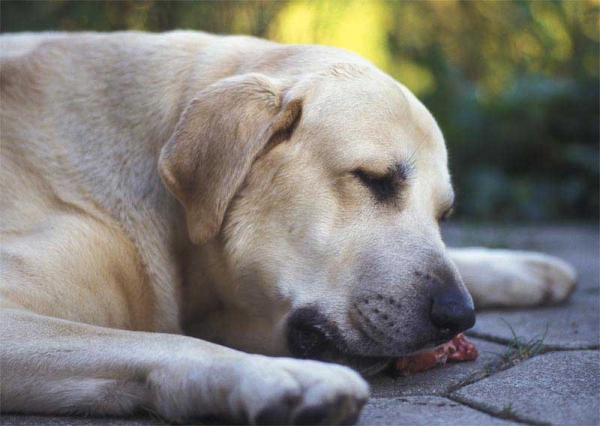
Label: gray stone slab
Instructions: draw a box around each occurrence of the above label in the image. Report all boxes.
[452,350,600,426]
[469,296,600,349]
[358,396,516,425]
[369,338,506,397]
[0,415,159,425]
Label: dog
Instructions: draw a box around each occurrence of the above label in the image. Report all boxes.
[0,31,577,425]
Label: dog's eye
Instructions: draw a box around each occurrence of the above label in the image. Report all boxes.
[353,169,398,202]
[439,207,454,222]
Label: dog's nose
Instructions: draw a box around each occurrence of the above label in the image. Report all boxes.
[429,292,476,335]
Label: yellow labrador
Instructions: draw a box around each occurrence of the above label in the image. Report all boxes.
[0,31,576,424]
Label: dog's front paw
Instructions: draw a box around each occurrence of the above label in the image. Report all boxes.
[514,251,578,305]
[456,248,578,308]
[147,355,369,425]
[234,356,369,425]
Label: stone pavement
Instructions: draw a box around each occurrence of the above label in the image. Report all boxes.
[2,224,598,426]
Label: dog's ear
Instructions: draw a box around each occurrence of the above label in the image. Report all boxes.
[159,74,302,244]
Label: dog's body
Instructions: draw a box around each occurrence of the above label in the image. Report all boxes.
[0,32,576,424]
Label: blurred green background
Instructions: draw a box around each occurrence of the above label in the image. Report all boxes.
[2,0,598,222]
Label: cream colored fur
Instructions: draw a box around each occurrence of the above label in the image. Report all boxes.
[0,31,576,424]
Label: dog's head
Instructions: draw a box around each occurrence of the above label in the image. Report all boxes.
[159,60,474,373]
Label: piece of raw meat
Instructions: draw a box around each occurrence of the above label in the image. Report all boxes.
[395,333,478,374]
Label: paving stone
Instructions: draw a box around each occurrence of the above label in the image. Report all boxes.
[452,351,600,426]
[1,415,159,425]
[369,338,506,397]
[468,296,599,349]
[358,396,516,425]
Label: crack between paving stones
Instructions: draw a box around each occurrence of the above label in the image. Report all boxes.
[445,346,598,395]
[440,349,559,423]
[439,341,597,426]
[444,351,535,395]
[467,331,600,351]
[447,394,550,426]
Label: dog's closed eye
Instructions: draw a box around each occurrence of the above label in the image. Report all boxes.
[439,206,454,222]
[352,164,409,203]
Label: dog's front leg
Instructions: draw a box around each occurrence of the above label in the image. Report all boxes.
[0,308,368,424]
[448,247,577,308]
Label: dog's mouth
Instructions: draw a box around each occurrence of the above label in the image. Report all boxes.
[286,307,430,376]
[285,306,456,376]
[286,318,393,375]
[346,356,394,376]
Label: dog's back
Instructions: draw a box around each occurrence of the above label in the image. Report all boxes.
[1,33,66,236]
[0,32,68,57]
[0,33,170,327]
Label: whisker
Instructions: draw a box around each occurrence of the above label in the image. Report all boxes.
[406,133,428,167]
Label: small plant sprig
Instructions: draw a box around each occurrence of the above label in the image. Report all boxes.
[452,320,550,392]
[498,402,516,419]
[498,319,549,366]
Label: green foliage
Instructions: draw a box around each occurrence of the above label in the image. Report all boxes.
[1,0,597,221]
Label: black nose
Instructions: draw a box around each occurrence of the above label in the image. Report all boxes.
[429,292,476,334]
